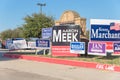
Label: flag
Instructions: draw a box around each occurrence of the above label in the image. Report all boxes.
[110,23,120,31]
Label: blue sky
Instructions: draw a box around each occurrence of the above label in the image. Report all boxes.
[0,0,120,32]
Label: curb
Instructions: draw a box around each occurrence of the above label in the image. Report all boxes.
[3,53,120,72]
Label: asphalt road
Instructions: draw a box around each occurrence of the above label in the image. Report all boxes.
[0,68,62,80]
[0,49,120,80]
[0,50,62,80]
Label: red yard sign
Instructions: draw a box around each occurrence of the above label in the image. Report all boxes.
[105,42,113,53]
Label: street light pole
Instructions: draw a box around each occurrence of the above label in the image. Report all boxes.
[37,3,46,14]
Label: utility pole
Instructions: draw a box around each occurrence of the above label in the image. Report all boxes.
[37,3,46,14]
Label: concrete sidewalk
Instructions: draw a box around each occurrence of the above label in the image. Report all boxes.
[0,57,120,80]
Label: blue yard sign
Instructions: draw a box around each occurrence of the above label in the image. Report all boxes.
[70,42,85,54]
[90,19,120,41]
[42,27,52,39]
[114,42,120,52]
[36,39,50,49]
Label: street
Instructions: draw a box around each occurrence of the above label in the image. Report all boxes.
[0,68,62,80]
[0,50,120,80]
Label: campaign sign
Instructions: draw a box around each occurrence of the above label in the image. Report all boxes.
[13,40,27,49]
[105,42,113,52]
[6,39,13,49]
[27,41,36,48]
[36,39,50,49]
[52,25,81,56]
[113,42,120,54]
[42,27,52,39]
[70,42,85,54]
[90,19,120,41]
[88,42,106,56]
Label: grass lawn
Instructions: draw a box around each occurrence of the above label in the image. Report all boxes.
[56,55,120,66]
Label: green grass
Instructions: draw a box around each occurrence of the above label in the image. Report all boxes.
[55,55,120,66]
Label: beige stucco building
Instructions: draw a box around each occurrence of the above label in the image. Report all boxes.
[55,10,86,37]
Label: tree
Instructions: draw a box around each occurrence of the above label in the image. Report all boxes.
[22,13,54,38]
[0,27,24,40]
[0,29,13,40]
[11,27,24,38]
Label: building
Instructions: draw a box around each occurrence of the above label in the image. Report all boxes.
[55,10,86,37]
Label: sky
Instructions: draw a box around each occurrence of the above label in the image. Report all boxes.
[0,0,120,32]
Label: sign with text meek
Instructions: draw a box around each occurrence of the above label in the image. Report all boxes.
[52,25,80,56]
[88,42,106,56]
[90,19,120,41]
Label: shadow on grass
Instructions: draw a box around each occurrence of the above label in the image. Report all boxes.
[80,54,120,60]
[97,56,120,60]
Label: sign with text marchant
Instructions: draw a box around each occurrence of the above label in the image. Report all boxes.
[52,25,81,56]
[90,19,120,54]
[90,19,120,41]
